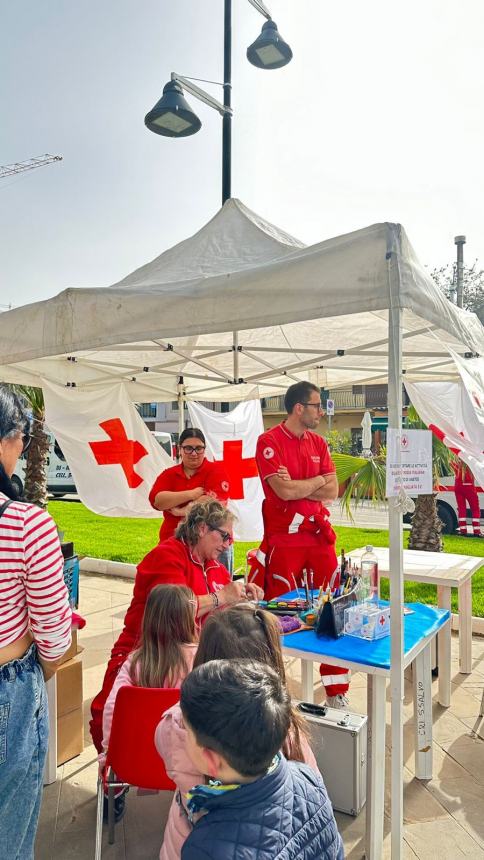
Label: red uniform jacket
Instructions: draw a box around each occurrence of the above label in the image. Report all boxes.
[113,537,230,654]
[149,460,230,541]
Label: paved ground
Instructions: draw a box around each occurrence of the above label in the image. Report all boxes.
[330,499,392,530]
[35,572,484,859]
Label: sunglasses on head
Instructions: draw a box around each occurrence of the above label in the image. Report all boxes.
[209,526,234,545]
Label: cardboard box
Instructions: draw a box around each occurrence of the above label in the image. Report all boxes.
[57,708,83,766]
[58,629,79,666]
[56,654,84,765]
[56,655,83,718]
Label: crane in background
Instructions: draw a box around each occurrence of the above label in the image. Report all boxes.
[1,153,63,310]
[0,153,62,178]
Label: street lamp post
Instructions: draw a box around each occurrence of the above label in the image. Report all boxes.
[144,0,292,205]
[223,0,232,204]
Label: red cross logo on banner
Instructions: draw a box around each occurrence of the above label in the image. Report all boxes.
[216,439,258,500]
[89,418,148,488]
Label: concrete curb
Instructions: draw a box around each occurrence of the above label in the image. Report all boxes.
[80,556,136,579]
[79,556,484,636]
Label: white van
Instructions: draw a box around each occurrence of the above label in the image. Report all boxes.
[12,432,76,498]
[11,429,176,499]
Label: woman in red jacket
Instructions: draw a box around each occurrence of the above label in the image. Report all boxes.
[149,428,231,542]
[89,500,262,753]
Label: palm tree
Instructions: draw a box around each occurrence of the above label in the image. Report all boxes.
[405,406,452,552]
[14,385,49,508]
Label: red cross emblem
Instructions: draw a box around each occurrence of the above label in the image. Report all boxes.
[379,614,386,626]
[89,418,148,488]
[216,439,258,500]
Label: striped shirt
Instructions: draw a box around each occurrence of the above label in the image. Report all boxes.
[0,493,72,660]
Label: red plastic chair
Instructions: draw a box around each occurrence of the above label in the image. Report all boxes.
[95,686,180,859]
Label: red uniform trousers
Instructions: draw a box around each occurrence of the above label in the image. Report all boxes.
[257,536,350,698]
[455,482,481,536]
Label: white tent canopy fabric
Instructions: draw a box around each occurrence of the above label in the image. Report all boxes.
[0,198,482,400]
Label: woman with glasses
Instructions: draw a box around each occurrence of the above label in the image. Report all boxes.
[0,386,72,858]
[89,500,263,753]
[149,428,231,543]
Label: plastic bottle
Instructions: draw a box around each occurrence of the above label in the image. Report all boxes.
[360,545,379,602]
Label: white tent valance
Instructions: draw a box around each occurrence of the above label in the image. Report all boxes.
[0,199,482,400]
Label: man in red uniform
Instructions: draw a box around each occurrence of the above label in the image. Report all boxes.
[453,458,483,537]
[254,380,350,708]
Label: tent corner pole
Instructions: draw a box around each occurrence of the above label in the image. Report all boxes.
[387,257,404,859]
[177,377,185,440]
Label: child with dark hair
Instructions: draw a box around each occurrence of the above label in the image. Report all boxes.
[155,605,318,859]
[179,659,343,860]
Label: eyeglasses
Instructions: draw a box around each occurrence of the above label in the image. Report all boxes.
[299,402,323,410]
[181,445,206,454]
[22,433,33,453]
[209,526,234,545]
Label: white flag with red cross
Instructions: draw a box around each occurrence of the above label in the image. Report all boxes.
[42,380,172,517]
[187,399,264,541]
[405,379,484,488]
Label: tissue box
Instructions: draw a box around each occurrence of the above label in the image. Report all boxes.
[344,602,390,640]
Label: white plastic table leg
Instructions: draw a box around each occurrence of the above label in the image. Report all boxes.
[301,659,314,703]
[413,644,433,780]
[459,579,473,674]
[365,674,386,860]
[436,585,451,707]
[43,674,57,785]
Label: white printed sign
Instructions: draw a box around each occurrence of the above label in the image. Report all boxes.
[386,429,432,497]
[326,398,335,416]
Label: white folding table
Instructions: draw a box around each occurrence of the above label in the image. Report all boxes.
[282,601,450,860]
[350,546,484,707]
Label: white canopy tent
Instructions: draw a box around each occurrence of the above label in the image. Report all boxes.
[0,199,482,402]
[1,198,483,858]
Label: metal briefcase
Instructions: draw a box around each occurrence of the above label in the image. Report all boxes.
[297,702,367,816]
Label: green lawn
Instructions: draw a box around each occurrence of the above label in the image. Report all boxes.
[49,502,484,617]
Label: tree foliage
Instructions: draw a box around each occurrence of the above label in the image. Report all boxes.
[13,385,49,508]
[430,262,484,324]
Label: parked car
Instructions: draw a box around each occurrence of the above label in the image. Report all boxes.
[12,430,176,499]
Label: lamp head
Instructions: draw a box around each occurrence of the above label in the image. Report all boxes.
[144,79,202,137]
[246,19,293,70]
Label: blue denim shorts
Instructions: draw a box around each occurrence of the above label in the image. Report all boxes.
[0,643,49,859]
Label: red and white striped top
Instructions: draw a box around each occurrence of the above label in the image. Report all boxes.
[0,493,72,660]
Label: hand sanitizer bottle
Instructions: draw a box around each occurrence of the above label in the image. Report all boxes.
[360,545,379,602]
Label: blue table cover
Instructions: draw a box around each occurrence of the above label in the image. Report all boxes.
[279,593,450,670]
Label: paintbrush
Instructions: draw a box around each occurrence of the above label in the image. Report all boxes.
[290,572,301,605]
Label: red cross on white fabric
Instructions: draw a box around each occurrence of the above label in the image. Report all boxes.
[89,418,148,488]
[215,439,258,500]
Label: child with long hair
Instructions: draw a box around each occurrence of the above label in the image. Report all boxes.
[100,585,198,819]
[155,605,318,860]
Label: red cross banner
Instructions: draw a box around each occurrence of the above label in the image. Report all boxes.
[187,399,264,541]
[42,380,172,517]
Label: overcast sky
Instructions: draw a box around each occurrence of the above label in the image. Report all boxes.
[2,0,483,309]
